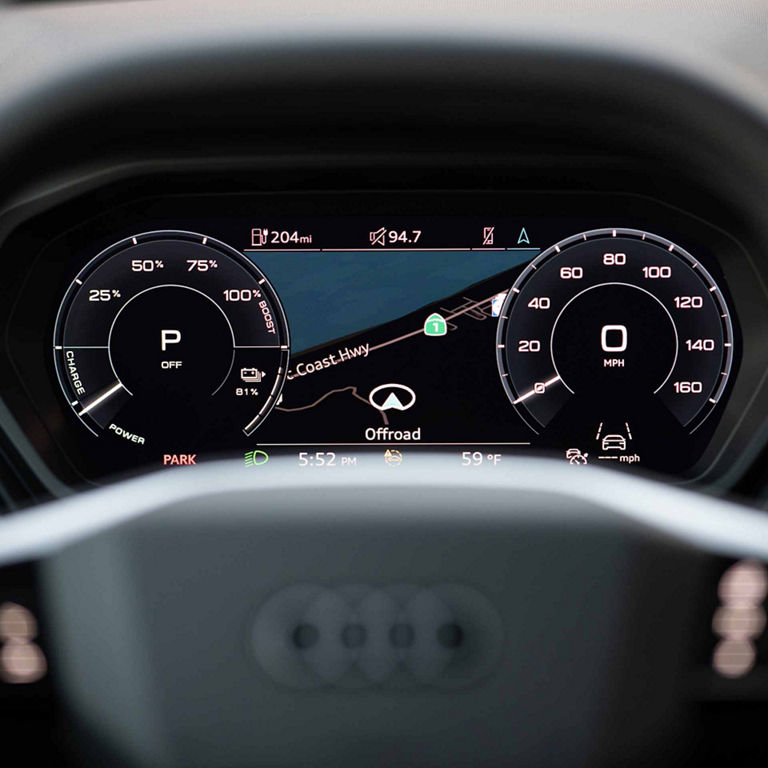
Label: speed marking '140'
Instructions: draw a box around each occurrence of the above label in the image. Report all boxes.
[686,339,715,351]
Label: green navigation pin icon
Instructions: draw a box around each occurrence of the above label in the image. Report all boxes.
[424,312,447,336]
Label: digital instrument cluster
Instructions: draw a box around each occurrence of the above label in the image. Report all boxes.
[1,188,755,486]
[14,193,734,483]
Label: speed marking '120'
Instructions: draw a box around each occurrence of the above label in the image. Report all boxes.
[675,296,703,308]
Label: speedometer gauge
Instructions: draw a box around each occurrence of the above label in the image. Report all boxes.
[53,231,290,450]
[496,229,734,466]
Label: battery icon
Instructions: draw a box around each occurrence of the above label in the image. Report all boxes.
[241,368,264,383]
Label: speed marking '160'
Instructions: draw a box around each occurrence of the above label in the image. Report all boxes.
[674,381,703,393]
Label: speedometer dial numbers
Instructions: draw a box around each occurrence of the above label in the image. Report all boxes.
[54,231,290,449]
[496,229,733,468]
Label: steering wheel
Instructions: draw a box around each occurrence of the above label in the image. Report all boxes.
[0,457,766,767]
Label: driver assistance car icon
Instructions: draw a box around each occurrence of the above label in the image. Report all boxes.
[601,434,627,452]
[368,383,416,412]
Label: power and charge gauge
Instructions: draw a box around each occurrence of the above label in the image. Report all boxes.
[53,231,290,450]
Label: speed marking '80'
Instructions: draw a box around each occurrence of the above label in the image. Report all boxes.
[603,252,626,265]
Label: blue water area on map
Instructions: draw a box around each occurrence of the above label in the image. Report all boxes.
[245,249,538,353]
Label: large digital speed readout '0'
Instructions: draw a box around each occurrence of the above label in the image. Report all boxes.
[496,228,734,467]
[53,231,290,450]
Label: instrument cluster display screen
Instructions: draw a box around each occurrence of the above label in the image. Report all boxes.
[8,191,742,483]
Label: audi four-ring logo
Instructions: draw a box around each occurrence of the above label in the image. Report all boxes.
[251,583,503,689]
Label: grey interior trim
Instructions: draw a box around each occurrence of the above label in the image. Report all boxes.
[2,2,768,169]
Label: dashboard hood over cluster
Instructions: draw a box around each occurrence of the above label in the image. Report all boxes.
[0,0,767,190]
